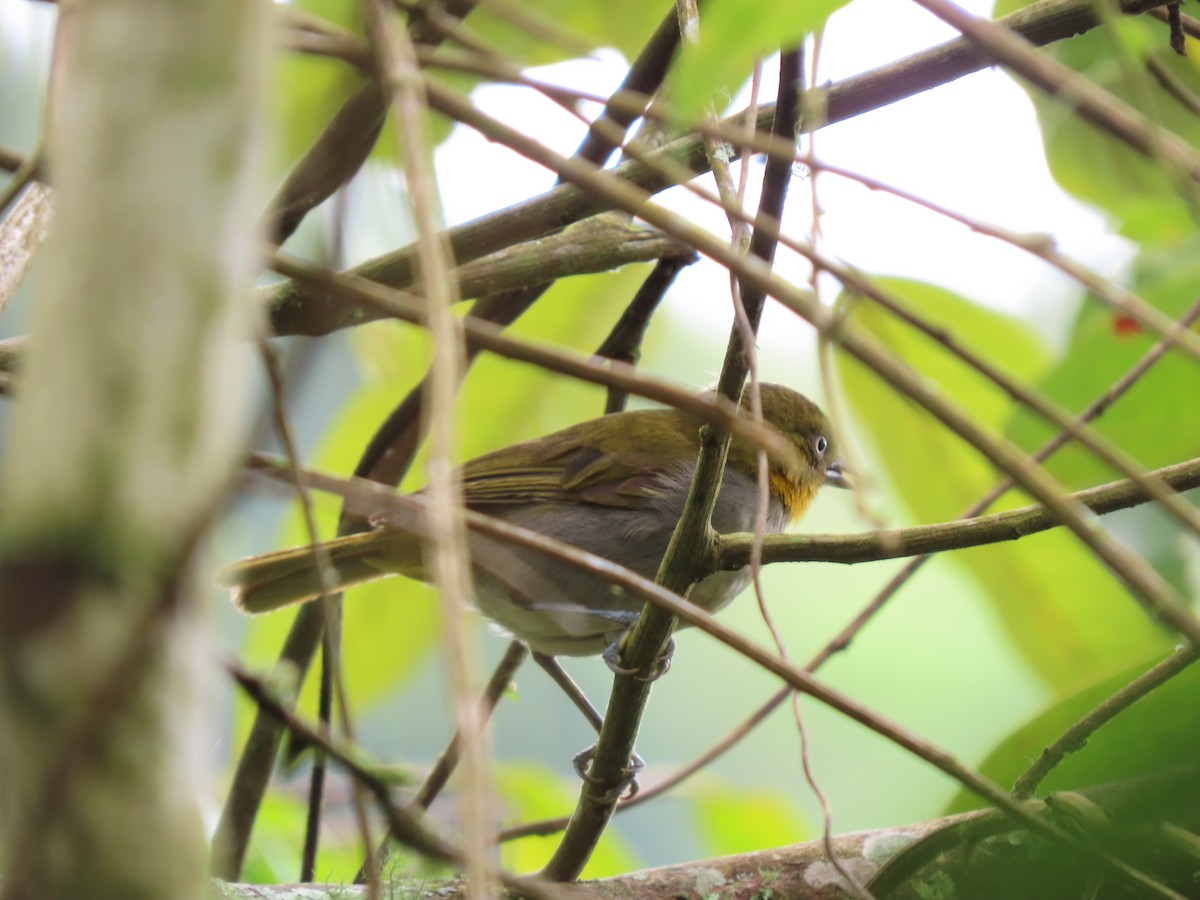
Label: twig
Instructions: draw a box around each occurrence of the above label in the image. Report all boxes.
[357,640,529,883]
[226,661,562,900]
[717,454,1200,566]
[363,5,491,898]
[793,153,1200,365]
[1012,646,1200,798]
[569,8,682,169]
[595,254,697,414]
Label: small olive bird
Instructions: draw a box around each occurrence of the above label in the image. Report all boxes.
[219,383,847,659]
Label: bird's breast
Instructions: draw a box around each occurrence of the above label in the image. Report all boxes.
[768,470,820,524]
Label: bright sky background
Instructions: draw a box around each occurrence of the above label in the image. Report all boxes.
[428,0,1131,360]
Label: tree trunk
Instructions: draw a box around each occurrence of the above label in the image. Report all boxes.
[0,2,267,898]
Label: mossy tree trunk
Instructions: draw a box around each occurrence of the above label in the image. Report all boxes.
[0,2,267,898]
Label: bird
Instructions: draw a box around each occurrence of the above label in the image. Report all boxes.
[218,383,848,660]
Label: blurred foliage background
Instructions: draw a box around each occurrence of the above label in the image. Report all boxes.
[4,0,1200,890]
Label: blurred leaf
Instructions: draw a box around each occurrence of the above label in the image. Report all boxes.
[992,0,1200,239]
[670,0,848,122]
[470,0,664,66]
[835,278,1167,689]
[237,790,308,884]
[237,786,381,885]
[838,279,1051,521]
[835,278,1048,523]
[496,763,640,877]
[1006,244,1200,490]
[692,783,809,856]
[945,649,1200,813]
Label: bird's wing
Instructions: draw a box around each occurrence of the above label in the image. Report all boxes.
[459,411,696,510]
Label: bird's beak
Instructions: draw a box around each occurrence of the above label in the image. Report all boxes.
[824,460,852,490]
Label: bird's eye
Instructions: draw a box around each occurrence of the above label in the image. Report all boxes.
[814,435,828,456]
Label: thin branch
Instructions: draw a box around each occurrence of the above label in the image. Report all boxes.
[718,454,1200,567]
[569,7,682,169]
[794,153,1200,366]
[595,254,696,414]
[363,6,492,899]
[1012,646,1200,799]
[225,662,562,900]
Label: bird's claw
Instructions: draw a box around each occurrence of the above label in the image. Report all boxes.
[602,636,675,682]
[573,744,645,802]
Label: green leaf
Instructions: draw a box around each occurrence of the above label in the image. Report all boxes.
[834,278,1050,524]
[835,278,1167,689]
[945,649,1200,813]
[992,1,1200,239]
[470,0,667,66]
[236,786,408,885]
[692,783,809,856]
[1006,245,1200,490]
[670,0,849,122]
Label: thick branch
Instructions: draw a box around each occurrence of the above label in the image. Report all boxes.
[266,214,692,336]
[212,763,1200,899]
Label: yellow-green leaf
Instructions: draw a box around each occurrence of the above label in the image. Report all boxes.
[670,0,848,122]
[945,649,1200,813]
[835,278,1166,689]
[692,783,809,856]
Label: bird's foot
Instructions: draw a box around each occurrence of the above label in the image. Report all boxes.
[602,635,675,682]
[573,744,645,803]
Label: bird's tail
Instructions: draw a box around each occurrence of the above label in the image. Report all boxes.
[216,531,407,614]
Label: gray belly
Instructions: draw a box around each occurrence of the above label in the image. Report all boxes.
[465,465,786,656]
